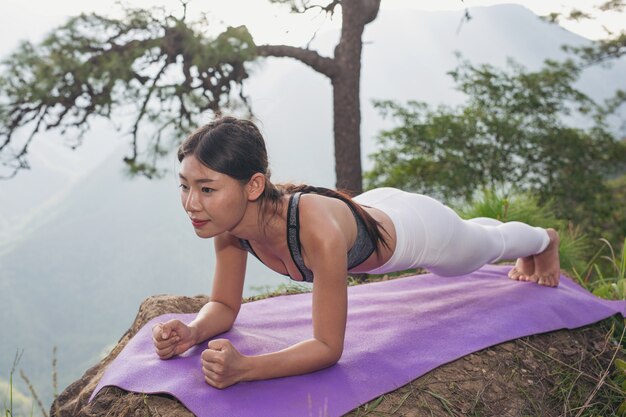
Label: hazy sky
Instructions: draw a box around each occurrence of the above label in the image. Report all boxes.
[0,0,621,160]
[0,0,623,181]
[2,0,624,55]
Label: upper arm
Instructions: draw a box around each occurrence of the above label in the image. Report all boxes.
[299,201,350,359]
[211,232,247,317]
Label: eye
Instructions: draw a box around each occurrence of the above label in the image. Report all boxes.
[179,183,189,191]
[201,187,214,194]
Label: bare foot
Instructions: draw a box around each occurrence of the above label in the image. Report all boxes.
[528,228,560,287]
[508,256,534,281]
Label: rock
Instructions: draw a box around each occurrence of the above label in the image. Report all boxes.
[51,294,209,417]
[51,294,622,417]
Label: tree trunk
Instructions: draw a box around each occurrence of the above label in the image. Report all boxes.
[332,43,362,194]
[258,0,380,194]
[331,0,380,194]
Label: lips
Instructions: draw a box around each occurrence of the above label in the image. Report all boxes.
[191,219,210,228]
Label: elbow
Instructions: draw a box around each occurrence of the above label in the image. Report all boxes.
[327,354,341,367]
[323,344,344,367]
[314,336,344,367]
[221,313,237,333]
[325,353,342,369]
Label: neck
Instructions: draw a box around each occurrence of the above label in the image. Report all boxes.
[229,195,287,246]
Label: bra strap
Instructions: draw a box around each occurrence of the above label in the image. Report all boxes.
[287,192,314,282]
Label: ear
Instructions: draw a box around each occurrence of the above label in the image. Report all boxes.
[246,173,266,201]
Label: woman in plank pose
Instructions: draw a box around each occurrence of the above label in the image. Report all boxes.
[152,116,560,389]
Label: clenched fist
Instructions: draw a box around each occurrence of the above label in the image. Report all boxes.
[152,319,198,359]
[201,339,250,389]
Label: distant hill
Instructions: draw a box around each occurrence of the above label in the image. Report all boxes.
[1,4,625,408]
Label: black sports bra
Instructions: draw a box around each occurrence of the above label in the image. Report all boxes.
[239,192,376,282]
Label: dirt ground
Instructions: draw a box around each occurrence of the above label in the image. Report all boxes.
[345,320,624,417]
[52,271,626,417]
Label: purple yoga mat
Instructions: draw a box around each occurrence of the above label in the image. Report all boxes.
[90,265,626,416]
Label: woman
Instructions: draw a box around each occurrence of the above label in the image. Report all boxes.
[152,116,560,389]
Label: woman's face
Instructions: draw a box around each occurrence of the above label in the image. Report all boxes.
[178,155,250,238]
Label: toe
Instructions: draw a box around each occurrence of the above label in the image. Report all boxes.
[551,275,560,287]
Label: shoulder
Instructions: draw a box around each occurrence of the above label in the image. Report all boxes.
[297,194,349,255]
[298,193,344,228]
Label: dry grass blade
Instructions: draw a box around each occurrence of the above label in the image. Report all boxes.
[52,346,60,417]
[19,370,48,417]
[563,370,583,416]
[574,322,626,417]
[52,347,58,400]
[517,338,623,395]
[422,389,458,417]
[389,386,415,414]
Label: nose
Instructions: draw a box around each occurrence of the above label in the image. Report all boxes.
[183,188,201,213]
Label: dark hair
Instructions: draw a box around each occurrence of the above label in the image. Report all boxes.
[177,116,389,254]
[177,116,283,224]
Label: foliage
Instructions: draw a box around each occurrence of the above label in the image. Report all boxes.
[574,237,626,300]
[365,57,626,238]
[543,0,626,123]
[544,0,626,65]
[2,348,59,417]
[572,235,626,415]
[606,173,626,243]
[455,189,590,275]
[245,282,312,301]
[0,0,381,192]
[2,352,33,417]
[0,6,256,178]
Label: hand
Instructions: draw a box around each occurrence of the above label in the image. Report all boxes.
[201,339,249,389]
[152,319,197,359]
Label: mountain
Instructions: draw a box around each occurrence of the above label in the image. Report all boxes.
[0,146,292,406]
[1,4,625,408]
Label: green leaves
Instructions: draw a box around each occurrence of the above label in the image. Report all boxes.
[0,6,258,178]
[366,57,626,239]
[458,189,590,274]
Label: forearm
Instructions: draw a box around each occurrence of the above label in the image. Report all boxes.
[189,301,238,344]
[243,338,342,381]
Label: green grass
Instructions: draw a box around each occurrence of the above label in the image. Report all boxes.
[2,352,33,417]
[246,282,312,301]
[2,349,57,417]
[6,212,626,416]
[570,237,626,416]
[457,188,590,275]
[573,237,626,300]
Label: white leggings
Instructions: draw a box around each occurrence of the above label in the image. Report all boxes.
[353,188,550,276]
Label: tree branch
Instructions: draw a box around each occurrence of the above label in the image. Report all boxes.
[304,0,341,16]
[256,44,337,78]
[269,0,341,16]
